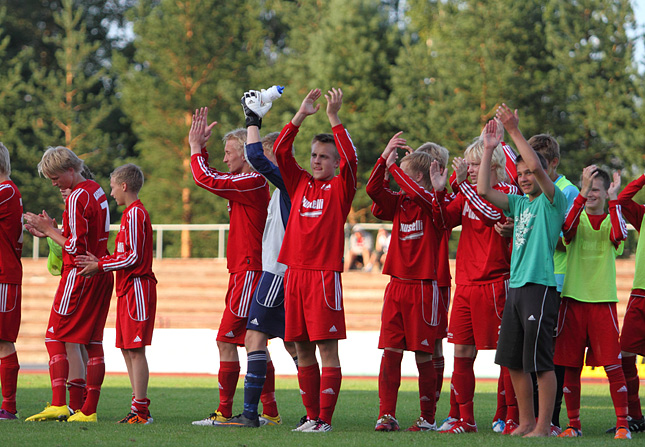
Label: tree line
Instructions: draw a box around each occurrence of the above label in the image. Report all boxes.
[2,0,643,257]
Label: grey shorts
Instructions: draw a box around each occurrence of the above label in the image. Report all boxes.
[494,283,559,373]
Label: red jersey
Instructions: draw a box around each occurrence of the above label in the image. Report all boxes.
[191,151,269,273]
[366,157,442,280]
[98,200,157,296]
[618,174,645,229]
[433,180,518,285]
[62,180,110,270]
[274,122,358,271]
[0,180,23,284]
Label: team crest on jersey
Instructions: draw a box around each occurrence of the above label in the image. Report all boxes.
[399,220,424,240]
[300,196,324,217]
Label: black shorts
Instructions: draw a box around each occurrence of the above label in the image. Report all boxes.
[495,283,559,373]
[246,271,286,339]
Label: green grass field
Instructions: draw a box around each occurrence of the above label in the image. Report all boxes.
[3,373,634,446]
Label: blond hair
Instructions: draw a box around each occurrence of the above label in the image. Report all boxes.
[262,132,280,159]
[38,146,84,178]
[401,151,432,189]
[464,138,507,182]
[0,143,10,176]
[111,164,144,194]
[222,128,247,155]
[416,142,449,169]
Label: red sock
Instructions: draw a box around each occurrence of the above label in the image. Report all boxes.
[493,368,507,422]
[502,366,518,422]
[217,361,240,418]
[319,366,341,425]
[378,350,402,417]
[81,344,105,415]
[433,355,444,403]
[622,356,643,419]
[260,360,278,417]
[563,366,582,430]
[298,363,320,420]
[0,352,19,414]
[417,360,437,423]
[605,364,629,428]
[452,357,475,424]
[132,398,150,416]
[67,378,86,411]
[46,340,68,407]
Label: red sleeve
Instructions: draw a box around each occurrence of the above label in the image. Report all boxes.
[609,199,629,247]
[389,164,434,215]
[502,142,519,188]
[98,207,145,272]
[64,188,91,257]
[431,189,462,230]
[449,171,460,194]
[617,174,645,230]
[333,124,358,204]
[190,153,268,205]
[274,121,308,197]
[562,194,586,244]
[366,157,398,221]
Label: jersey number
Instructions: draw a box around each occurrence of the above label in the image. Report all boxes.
[100,200,110,232]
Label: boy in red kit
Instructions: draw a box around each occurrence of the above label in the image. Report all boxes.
[0,143,22,420]
[188,109,270,426]
[24,146,114,422]
[433,135,520,434]
[274,88,357,433]
[76,164,157,424]
[367,132,444,432]
[555,166,631,439]
[613,172,645,434]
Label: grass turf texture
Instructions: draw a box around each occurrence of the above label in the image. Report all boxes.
[3,374,633,446]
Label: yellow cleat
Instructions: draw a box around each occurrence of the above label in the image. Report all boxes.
[67,411,97,422]
[25,404,70,422]
[259,413,282,426]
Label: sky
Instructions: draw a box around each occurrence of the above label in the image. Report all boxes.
[634,0,644,66]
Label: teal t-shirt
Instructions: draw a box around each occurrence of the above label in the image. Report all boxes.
[505,188,568,288]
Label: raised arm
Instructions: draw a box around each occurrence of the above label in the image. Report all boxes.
[477,120,509,211]
[366,133,408,220]
[189,107,218,156]
[617,173,645,229]
[496,104,555,201]
[327,88,358,202]
[608,171,628,246]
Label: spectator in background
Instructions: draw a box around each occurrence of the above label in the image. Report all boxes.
[345,225,374,271]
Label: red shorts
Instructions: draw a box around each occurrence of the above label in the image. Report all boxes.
[116,278,157,349]
[447,279,507,349]
[554,296,621,367]
[216,270,260,345]
[436,286,450,340]
[47,269,114,344]
[0,284,21,342]
[378,278,440,353]
[284,268,346,342]
[620,289,645,356]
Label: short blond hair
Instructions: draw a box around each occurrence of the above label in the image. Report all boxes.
[401,151,432,189]
[38,146,84,178]
[416,142,449,169]
[111,164,144,194]
[0,143,10,176]
[464,138,507,182]
[222,128,247,155]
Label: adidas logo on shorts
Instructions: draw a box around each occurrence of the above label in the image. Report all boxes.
[48,326,54,333]
[133,335,142,343]
[225,331,234,337]
[322,388,335,395]
[250,318,259,326]
[528,315,536,321]
[329,325,337,333]
[300,389,306,395]
[421,339,429,346]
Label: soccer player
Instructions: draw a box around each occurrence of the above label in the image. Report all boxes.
[189,109,270,426]
[613,171,645,434]
[368,132,444,432]
[0,143,22,420]
[478,106,567,437]
[274,88,357,433]
[24,146,114,422]
[75,164,157,424]
[209,90,293,428]
[554,166,631,439]
[432,134,519,434]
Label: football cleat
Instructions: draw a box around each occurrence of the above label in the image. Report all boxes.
[607,416,645,434]
[615,426,632,440]
[215,413,260,428]
[0,409,18,420]
[25,404,70,422]
[492,418,505,433]
[118,412,153,424]
[259,413,282,426]
[67,410,97,422]
[192,410,231,426]
[550,424,562,436]
[406,416,437,431]
[437,416,459,431]
[502,419,518,435]
[292,417,317,432]
[559,426,582,437]
[375,414,400,432]
[440,419,477,433]
[300,418,332,432]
